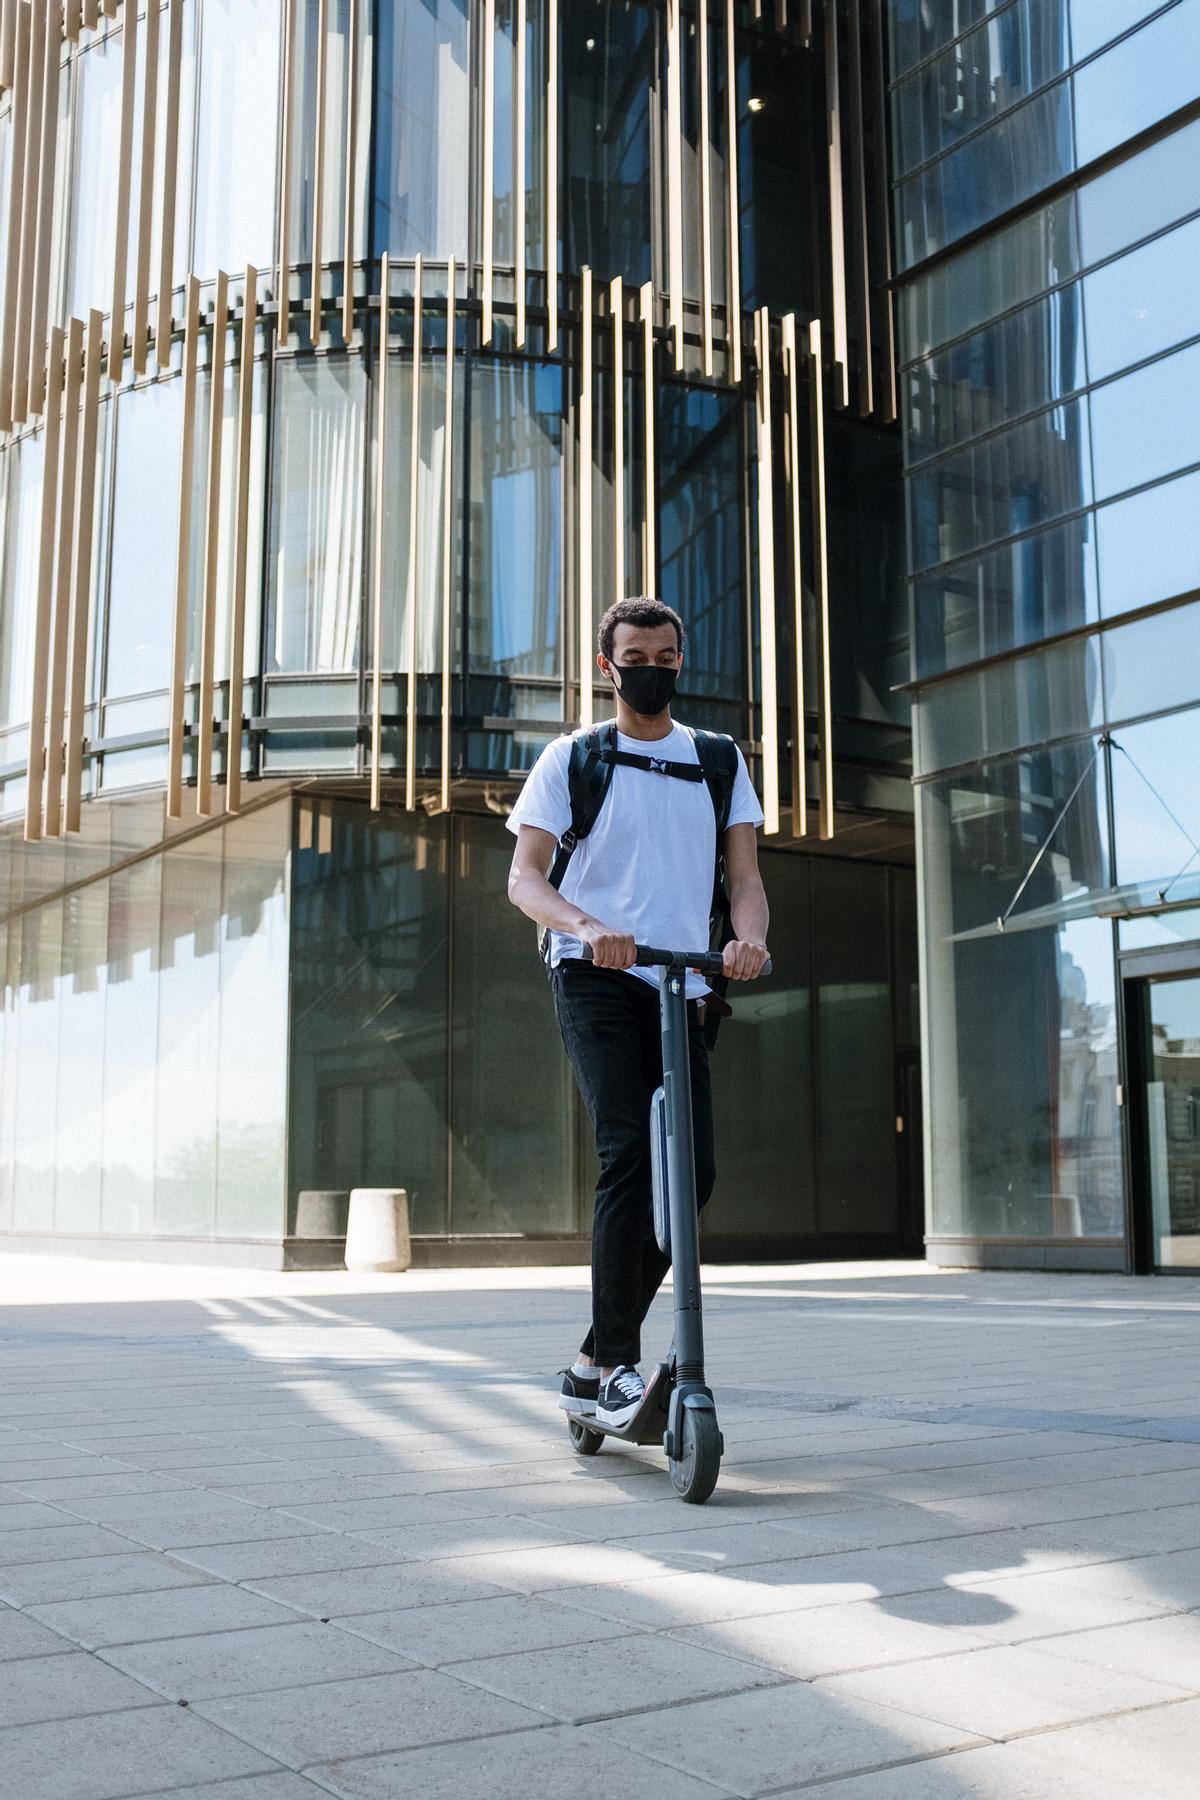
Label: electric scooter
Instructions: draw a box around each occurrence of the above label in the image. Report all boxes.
[564,941,772,1505]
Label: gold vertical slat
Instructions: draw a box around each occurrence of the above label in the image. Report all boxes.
[82,0,99,28]
[781,312,806,838]
[545,0,557,352]
[578,265,593,726]
[0,0,15,90]
[12,0,46,427]
[610,274,623,606]
[639,278,655,588]
[869,0,896,422]
[0,0,31,435]
[196,271,227,816]
[27,0,62,417]
[309,0,329,345]
[824,0,849,409]
[440,255,455,811]
[753,308,779,836]
[481,0,495,344]
[64,310,102,833]
[226,266,256,816]
[156,0,183,365]
[64,0,80,41]
[43,315,83,836]
[369,251,388,811]
[276,0,296,350]
[404,253,422,809]
[845,0,872,415]
[167,274,200,819]
[24,324,63,842]
[665,0,683,371]
[341,0,358,342]
[515,0,526,345]
[808,316,833,837]
[723,0,741,384]
[108,0,139,382]
[698,0,713,377]
[132,0,160,373]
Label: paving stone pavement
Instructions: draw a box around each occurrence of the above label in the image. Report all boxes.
[3,1254,1200,1797]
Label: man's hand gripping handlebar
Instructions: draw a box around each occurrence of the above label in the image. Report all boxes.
[580,943,773,979]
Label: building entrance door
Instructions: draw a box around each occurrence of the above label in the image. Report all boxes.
[1126,963,1200,1271]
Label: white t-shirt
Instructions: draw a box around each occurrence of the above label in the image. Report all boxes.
[506,721,765,1000]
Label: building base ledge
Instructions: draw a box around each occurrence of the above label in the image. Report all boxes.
[925,1236,1126,1273]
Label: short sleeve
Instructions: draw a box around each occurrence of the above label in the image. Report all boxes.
[726,745,765,829]
[505,736,573,839]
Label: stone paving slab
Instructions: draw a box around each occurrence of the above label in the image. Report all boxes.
[5,1257,1200,1796]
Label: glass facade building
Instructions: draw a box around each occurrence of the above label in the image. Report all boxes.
[898,0,1200,1271]
[1,0,1191,1276]
[0,0,918,1266]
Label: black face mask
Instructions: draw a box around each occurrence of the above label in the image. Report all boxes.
[610,662,678,716]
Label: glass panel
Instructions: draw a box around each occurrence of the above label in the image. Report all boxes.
[893,0,1072,177]
[705,848,815,1244]
[0,113,11,309]
[905,282,1087,461]
[1073,0,1200,168]
[920,762,1120,1238]
[738,32,818,317]
[562,0,654,288]
[1070,0,1167,60]
[12,886,64,1231]
[377,352,453,670]
[896,81,1074,270]
[0,434,44,730]
[889,0,1010,79]
[105,378,185,698]
[193,0,280,277]
[1144,974,1200,1268]
[1082,213,1200,385]
[918,636,1102,774]
[266,357,366,673]
[290,0,363,274]
[1101,601,1200,727]
[467,359,562,678]
[374,0,468,260]
[1110,705,1200,888]
[1121,907,1200,949]
[154,833,222,1236]
[658,384,744,701]
[100,854,162,1234]
[1077,115,1200,265]
[910,395,1091,569]
[450,814,575,1233]
[66,33,122,320]
[1089,337,1200,504]
[216,799,290,1237]
[1096,468,1200,621]
[144,0,198,310]
[287,800,450,1236]
[54,882,109,1233]
[913,511,1099,676]
[814,860,897,1236]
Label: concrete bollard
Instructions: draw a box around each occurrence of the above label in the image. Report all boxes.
[345,1188,412,1273]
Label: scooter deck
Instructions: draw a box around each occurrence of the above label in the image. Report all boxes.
[585,1359,673,1447]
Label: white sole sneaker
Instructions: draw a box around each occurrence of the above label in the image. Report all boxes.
[557,1391,597,1417]
[595,1391,644,1429]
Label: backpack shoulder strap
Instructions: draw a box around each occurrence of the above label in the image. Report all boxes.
[544,721,616,897]
[687,727,738,839]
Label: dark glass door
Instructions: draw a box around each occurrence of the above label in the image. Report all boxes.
[1131,970,1200,1270]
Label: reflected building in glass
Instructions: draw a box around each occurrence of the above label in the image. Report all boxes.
[0,0,917,1266]
[898,0,1200,1272]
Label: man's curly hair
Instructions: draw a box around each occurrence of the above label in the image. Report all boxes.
[598,596,685,661]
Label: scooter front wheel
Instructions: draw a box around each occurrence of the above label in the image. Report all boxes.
[669,1405,721,1503]
[567,1416,604,1456]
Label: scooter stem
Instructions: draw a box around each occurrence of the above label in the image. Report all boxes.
[660,965,705,1388]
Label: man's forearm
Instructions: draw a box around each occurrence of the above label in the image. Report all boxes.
[729,876,769,946]
[508,869,600,939]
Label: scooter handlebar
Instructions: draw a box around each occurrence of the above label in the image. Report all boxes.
[579,943,773,978]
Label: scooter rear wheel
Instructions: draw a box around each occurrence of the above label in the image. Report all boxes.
[669,1405,721,1503]
[567,1417,604,1456]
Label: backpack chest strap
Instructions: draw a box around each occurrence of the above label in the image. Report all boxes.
[600,749,706,781]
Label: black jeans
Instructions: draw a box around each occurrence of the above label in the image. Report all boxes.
[551,959,716,1366]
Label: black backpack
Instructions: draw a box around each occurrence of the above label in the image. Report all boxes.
[538,719,740,1048]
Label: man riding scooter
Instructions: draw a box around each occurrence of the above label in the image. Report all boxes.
[506,596,770,1430]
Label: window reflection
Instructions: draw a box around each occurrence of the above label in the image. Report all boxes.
[1089,338,1200,504]
[374,0,469,261]
[106,379,186,698]
[658,383,744,701]
[562,0,653,288]
[468,359,561,679]
[67,33,122,319]
[738,33,817,318]
[193,0,279,278]
[1110,706,1200,889]
[1096,468,1200,621]
[377,352,455,672]
[267,358,365,673]
[1073,0,1200,168]
[0,434,43,730]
